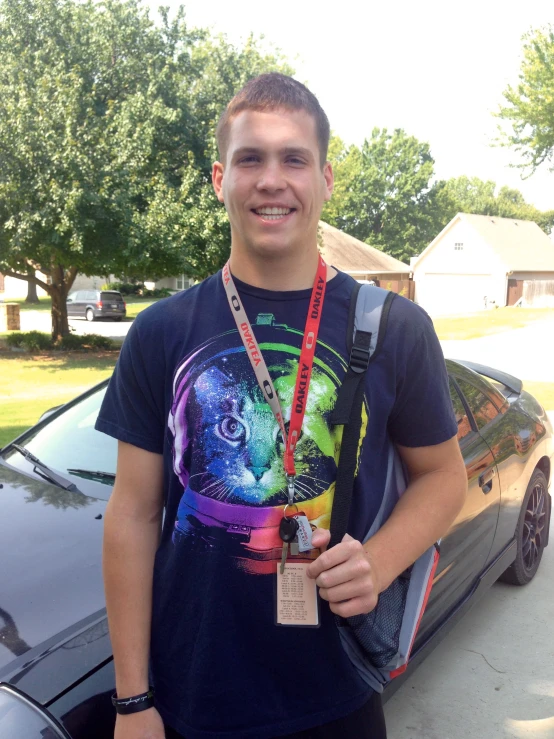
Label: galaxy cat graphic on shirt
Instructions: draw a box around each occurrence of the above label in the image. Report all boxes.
[168,315,363,573]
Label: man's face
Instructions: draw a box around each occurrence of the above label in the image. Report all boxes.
[212,108,333,260]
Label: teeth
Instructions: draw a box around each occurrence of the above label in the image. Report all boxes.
[255,207,291,216]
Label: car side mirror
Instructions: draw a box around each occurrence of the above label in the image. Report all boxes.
[66,299,72,303]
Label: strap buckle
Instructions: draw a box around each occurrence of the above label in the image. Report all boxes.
[348,343,370,374]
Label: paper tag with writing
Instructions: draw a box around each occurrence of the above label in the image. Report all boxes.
[293,515,313,552]
[276,562,319,627]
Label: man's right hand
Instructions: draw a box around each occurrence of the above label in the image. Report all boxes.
[114,707,166,739]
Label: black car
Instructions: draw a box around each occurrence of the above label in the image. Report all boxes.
[0,360,551,737]
[66,290,126,322]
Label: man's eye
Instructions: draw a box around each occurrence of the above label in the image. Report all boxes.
[218,416,246,442]
[238,156,259,164]
[286,157,305,166]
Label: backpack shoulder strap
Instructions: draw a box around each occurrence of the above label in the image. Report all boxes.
[329,283,396,548]
[330,284,396,425]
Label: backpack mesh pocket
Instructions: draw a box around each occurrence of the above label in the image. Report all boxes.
[345,573,410,669]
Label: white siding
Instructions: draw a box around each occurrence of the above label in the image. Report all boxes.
[414,219,507,315]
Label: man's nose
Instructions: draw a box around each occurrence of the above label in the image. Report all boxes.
[256,162,286,192]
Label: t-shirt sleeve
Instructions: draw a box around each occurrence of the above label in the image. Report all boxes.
[388,302,458,448]
[95,313,165,454]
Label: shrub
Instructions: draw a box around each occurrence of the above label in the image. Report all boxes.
[6,332,24,347]
[86,334,114,350]
[57,334,87,351]
[141,287,172,298]
[21,331,53,352]
[105,281,145,296]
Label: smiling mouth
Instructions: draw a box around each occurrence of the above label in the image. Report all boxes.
[252,207,295,221]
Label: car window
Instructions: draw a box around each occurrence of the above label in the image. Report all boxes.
[1,386,116,499]
[67,292,77,301]
[101,291,122,300]
[449,379,473,443]
[455,378,499,431]
[86,290,97,301]
[75,291,85,300]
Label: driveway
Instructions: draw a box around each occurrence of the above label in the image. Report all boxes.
[384,538,554,738]
[19,311,132,340]
[440,315,554,384]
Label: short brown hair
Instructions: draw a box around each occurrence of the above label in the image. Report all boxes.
[216,73,330,166]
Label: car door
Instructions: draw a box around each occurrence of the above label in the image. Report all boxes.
[415,372,501,645]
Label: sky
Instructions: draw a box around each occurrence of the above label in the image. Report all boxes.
[146,0,554,211]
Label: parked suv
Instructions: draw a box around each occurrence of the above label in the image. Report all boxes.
[66,290,126,322]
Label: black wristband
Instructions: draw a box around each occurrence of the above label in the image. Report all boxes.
[111,688,155,715]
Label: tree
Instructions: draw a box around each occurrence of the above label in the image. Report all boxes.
[440,176,554,234]
[497,25,554,173]
[323,129,446,262]
[0,0,291,338]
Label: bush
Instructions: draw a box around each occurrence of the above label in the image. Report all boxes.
[20,331,53,352]
[56,334,87,351]
[104,281,145,296]
[141,287,172,298]
[55,333,115,351]
[6,332,24,347]
[86,334,114,350]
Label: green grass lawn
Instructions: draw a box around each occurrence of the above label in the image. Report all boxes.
[433,307,554,341]
[0,352,118,447]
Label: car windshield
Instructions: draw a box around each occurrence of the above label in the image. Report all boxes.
[1,385,116,500]
[101,291,122,300]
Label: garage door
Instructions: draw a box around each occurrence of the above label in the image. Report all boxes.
[416,274,493,315]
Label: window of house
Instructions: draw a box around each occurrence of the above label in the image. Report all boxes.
[455,378,499,431]
[176,275,184,290]
[449,379,473,443]
[454,242,464,251]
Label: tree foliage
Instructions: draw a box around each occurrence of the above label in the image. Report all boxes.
[497,25,554,172]
[439,176,554,234]
[323,129,447,262]
[0,0,291,337]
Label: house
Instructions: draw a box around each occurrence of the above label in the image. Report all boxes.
[412,213,554,315]
[315,221,413,296]
[150,221,412,296]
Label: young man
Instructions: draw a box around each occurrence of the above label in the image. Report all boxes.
[97,73,467,739]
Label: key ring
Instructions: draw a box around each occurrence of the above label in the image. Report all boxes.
[282,503,299,519]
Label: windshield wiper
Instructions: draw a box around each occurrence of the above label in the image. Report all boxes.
[8,443,81,493]
[67,468,116,485]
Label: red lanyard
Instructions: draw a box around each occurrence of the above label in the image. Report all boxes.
[222,257,327,503]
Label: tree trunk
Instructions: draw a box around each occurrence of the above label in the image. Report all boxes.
[25,267,39,303]
[50,284,70,340]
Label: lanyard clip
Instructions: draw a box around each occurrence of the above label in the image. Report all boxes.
[286,474,295,506]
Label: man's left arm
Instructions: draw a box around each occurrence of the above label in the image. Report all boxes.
[308,435,467,617]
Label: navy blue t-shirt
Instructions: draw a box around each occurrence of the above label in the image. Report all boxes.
[96,269,457,738]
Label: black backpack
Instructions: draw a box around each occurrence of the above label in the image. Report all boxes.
[329,283,440,692]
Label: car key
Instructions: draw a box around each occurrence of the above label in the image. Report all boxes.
[279,516,299,574]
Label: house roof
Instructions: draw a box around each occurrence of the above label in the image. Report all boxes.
[461,213,554,271]
[318,221,410,274]
[414,213,554,272]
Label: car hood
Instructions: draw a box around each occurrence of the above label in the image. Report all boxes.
[0,462,107,677]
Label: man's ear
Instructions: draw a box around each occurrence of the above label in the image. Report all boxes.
[212,161,225,203]
[323,161,334,202]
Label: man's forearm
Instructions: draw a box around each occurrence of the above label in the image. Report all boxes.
[103,497,162,697]
[363,465,467,593]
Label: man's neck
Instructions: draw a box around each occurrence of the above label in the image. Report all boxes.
[228,250,335,291]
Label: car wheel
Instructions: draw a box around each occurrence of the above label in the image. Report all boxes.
[86,308,95,322]
[500,469,549,586]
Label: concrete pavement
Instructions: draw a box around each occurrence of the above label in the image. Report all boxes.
[19,310,133,339]
[384,540,554,739]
